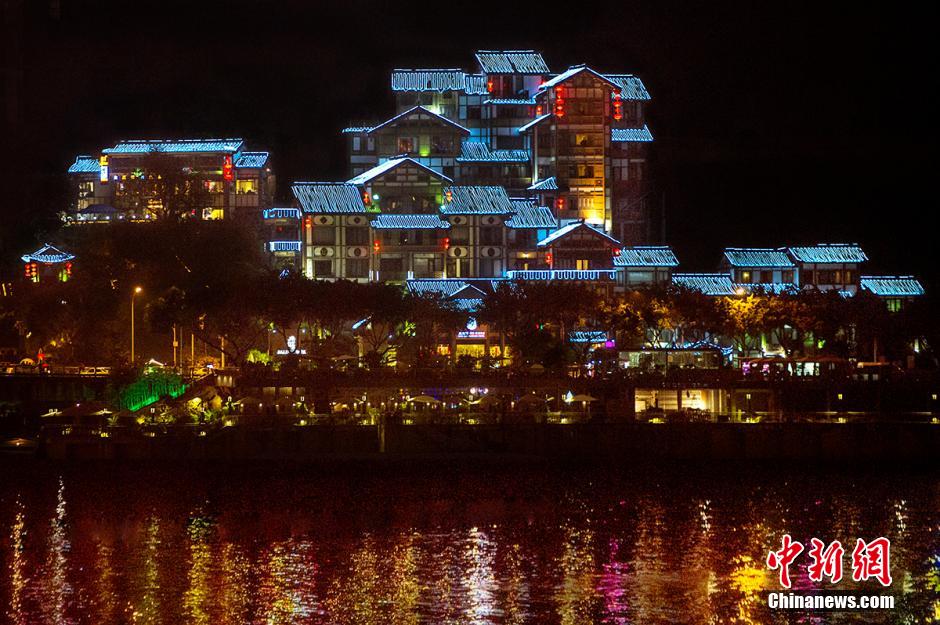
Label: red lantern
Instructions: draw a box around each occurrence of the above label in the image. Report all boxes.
[613,92,623,121]
[65,261,73,276]
[373,240,381,254]
[535,104,543,116]
[487,78,494,93]
[304,216,312,227]
[556,197,565,211]
[442,236,450,251]
[545,252,553,267]
[445,189,453,203]
[363,191,371,206]
[222,155,234,182]
[613,248,622,257]
[24,263,30,279]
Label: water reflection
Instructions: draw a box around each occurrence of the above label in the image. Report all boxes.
[0,465,937,624]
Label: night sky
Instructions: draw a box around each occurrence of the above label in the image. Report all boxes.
[4,0,934,286]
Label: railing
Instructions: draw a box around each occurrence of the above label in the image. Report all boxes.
[506,269,618,281]
[268,240,301,253]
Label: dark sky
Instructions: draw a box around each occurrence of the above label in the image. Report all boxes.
[5,0,935,285]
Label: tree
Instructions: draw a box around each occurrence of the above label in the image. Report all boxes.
[119,152,212,221]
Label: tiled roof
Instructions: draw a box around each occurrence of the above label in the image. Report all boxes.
[611,125,654,143]
[342,126,374,134]
[21,243,75,264]
[346,157,453,185]
[391,69,466,92]
[291,182,367,214]
[605,74,651,100]
[463,74,488,95]
[615,246,679,267]
[102,138,243,154]
[475,50,549,74]
[672,273,737,296]
[262,207,300,220]
[569,330,608,343]
[735,283,799,295]
[67,155,99,174]
[517,114,552,133]
[528,176,558,191]
[406,279,472,297]
[537,222,622,248]
[234,151,269,168]
[506,201,557,229]
[441,185,514,215]
[540,65,619,91]
[860,276,925,297]
[451,298,483,312]
[484,98,536,105]
[457,142,529,162]
[368,106,470,135]
[787,244,868,264]
[723,248,795,268]
[370,214,450,229]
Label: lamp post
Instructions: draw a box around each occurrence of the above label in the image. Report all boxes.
[131,286,142,363]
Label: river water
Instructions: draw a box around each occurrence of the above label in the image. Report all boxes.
[0,461,937,624]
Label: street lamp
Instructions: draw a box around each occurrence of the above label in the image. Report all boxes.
[131,286,142,363]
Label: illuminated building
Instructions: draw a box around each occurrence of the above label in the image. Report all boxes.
[66,138,275,224]
[322,49,655,283]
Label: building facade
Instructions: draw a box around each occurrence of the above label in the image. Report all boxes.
[66,138,275,225]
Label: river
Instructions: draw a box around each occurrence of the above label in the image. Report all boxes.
[1,460,937,624]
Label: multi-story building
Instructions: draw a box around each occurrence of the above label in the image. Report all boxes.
[66,138,275,224]
[337,49,655,262]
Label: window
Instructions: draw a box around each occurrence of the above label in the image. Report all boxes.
[466,106,481,120]
[739,270,752,283]
[78,181,94,197]
[346,259,369,278]
[313,260,333,277]
[379,257,404,278]
[782,270,794,283]
[346,227,369,245]
[803,269,815,283]
[480,226,502,245]
[576,259,590,270]
[479,258,501,277]
[760,270,773,283]
[312,227,336,245]
[352,137,361,152]
[450,225,470,245]
[236,179,258,194]
[397,137,415,154]
[886,298,902,313]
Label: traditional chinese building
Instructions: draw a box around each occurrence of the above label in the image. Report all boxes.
[66,138,275,224]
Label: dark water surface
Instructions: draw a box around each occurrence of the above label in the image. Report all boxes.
[0,460,937,624]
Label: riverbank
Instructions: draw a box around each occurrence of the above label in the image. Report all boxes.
[21,421,940,462]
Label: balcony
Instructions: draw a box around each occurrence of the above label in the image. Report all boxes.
[268,241,301,253]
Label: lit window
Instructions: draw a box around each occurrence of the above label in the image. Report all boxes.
[236,179,258,194]
[397,137,415,154]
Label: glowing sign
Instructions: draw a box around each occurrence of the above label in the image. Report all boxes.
[99,155,109,184]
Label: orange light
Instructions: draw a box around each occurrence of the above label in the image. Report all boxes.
[222,155,234,182]
[373,240,381,253]
[535,104,543,116]
[363,191,371,205]
[546,252,553,267]
[613,248,622,257]
[445,189,453,202]
[443,236,450,251]
[556,197,565,210]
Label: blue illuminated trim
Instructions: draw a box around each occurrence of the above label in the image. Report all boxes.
[263,208,301,220]
[268,241,301,253]
[506,269,617,281]
[21,243,76,264]
[102,138,244,154]
[611,125,654,143]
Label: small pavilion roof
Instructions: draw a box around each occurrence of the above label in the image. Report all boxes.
[21,243,75,264]
[537,222,622,248]
[615,246,679,267]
